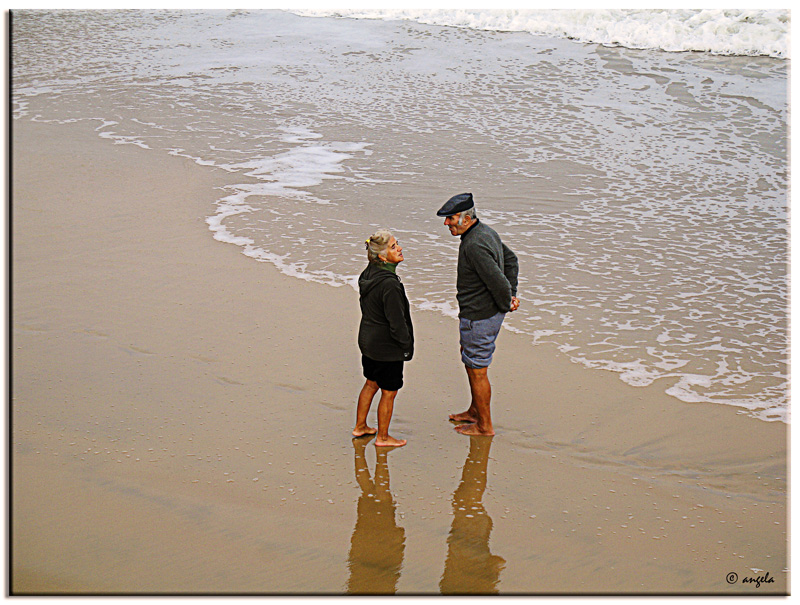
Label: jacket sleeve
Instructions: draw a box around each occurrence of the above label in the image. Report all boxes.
[382,281,414,358]
[502,243,519,297]
[468,242,513,312]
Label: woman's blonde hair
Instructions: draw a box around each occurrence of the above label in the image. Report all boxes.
[365,228,394,264]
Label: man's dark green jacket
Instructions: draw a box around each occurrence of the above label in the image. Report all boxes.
[457,220,519,320]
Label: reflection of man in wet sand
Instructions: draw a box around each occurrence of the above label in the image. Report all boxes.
[346,437,405,594]
[440,436,505,594]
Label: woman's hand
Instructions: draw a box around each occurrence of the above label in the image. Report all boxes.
[510,296,520,312]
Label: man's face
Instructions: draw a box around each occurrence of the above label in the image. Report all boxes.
[444,213,470,236]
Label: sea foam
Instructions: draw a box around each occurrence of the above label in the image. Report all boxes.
[289,9,789,58]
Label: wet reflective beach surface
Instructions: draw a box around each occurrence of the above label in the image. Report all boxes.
[347,436,505,595]
[439,437,504,594]
[347,439,406,594]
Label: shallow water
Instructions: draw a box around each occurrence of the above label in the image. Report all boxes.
[11,10,789,421]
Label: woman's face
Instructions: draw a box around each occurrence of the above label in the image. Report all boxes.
[382,237,404,264]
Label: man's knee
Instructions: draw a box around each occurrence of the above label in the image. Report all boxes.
[465,365,488,374]
[465,365,489,381]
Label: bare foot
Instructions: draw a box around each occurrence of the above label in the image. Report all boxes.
[454,423,494,436]
[375,435,407,447]
[449,410,478,423]
[352,425,378,438]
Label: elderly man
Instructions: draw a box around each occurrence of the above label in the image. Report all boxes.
[438,193,519,436]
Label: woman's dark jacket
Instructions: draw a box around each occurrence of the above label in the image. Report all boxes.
[358,263,414,362]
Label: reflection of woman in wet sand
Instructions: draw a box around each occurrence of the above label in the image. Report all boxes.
[440,436,505,594]
[346,436,406,594]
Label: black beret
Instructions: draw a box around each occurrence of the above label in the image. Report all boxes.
[436,192,474,217]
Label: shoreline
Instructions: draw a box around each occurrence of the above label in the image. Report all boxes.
[11,118,788,594]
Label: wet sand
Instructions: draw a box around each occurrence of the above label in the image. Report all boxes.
[11,118,788,594]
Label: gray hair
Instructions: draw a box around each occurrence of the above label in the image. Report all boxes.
[365,228,394,264]
[455,206,476,225]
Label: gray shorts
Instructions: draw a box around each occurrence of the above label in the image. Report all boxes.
[459,312,506,369]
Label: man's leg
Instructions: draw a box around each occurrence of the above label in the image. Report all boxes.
[353,379,379,437]
[449,346,480,423]
[454,366,495,436]
[376,389,407,447]
[451,314,503,426]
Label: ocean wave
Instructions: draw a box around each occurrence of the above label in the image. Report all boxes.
[288,9,789,59]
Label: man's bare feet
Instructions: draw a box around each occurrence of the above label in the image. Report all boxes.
[449,410,478,423]
[352,425,378,438]
[375,435,407,447]
[454,423,495,436]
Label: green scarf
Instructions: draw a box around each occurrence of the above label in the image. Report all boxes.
[381,262,399,274]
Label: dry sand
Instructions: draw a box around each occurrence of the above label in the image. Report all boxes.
[10,119,788,594]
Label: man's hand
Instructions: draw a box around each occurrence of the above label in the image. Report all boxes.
[510,296,520,312]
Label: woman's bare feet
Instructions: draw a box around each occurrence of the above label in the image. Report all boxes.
[352,425,378,438]
[375,435,407,447]
[449,410,478,423]
[454,423,494,436]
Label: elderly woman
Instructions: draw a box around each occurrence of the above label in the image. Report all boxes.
[353,229,414,447]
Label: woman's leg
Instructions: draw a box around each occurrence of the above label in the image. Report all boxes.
[353,379,379,437]
[375,389,406,447]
